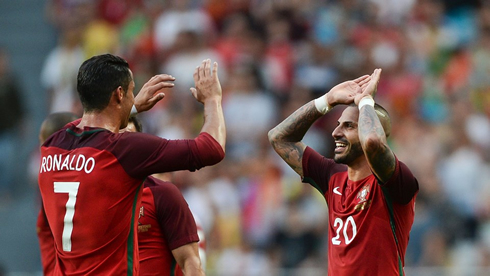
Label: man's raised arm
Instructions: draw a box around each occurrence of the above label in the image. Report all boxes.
[354,69,396,183]
[191,59,226,152]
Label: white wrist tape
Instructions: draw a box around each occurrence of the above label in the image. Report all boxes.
[130,105,138,115]
[314,94,332,114]
[358,96,375,110]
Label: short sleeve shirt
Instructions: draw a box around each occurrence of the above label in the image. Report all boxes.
[138,177,199,276]
[302,147,418,276]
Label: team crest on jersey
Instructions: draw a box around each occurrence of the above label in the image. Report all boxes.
[354,185,372,211]
[137,206,152,232]
[139,206,144,219]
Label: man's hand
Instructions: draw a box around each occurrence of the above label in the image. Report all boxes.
[354,68,382,105]
[326,75,371,107]
[190,59,222,104]
[134,74,175,112]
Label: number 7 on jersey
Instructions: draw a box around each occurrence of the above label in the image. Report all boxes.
[54,182,80,252]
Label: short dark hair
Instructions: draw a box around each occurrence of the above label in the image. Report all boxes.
[77,54,132,112]
[128,115,143,133]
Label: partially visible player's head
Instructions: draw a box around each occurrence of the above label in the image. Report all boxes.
[121,116,143,133]
[77,54,134,113]
[39,112,78,144]
[332,103,391,165]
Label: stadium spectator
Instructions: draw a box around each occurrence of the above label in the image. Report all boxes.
[0,47,24,200]
[40,18,85,115]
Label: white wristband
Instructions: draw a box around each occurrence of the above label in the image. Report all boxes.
[314,94,332,114]
[130,105,138,115]
[358,96,375,110]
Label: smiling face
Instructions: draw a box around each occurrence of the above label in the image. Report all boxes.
[332,106,365,165]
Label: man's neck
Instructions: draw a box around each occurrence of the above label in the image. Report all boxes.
[347,157,372,182]
[77,109,122,133]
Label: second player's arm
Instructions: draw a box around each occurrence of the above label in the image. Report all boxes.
[268,101,323,177]
[173,243,205,276]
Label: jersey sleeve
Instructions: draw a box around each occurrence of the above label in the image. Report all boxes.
[114,132,224,179]
[380,157,419,204]
[301,146,346,194]
[151,184,199,250]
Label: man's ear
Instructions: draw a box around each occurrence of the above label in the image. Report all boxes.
[114,86,124,104]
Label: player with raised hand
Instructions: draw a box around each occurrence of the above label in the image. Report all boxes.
[38,54,225,275]
[268,69,418,275]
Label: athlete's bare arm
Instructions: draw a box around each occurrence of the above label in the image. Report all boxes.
[269,75,371,177]
[172,242,205,276]
[355,69,396,183]
[268,102,319,177]
[191,59,226,152]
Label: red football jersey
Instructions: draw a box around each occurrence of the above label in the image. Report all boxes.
[37,206,55,276]
[302,147,418,276]
[38,122,224,276]
[138,177,199,276]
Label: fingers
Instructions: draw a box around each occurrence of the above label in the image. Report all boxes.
[373,68,382,82]
[148,74,175,85]
[142,74,175,92]
[204,59,211,77]
[358,75,372,88]
[199,60,206,80]
[212,61,218,78]
[193,66,199,83]
[360,80,370,90]
[353,75,370,83]
[149,93,165,104]
[190,87,197,99]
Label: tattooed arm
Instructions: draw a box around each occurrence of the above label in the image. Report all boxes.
[268,75,371,177]
[355,69,395,183]
[358,103,395,182]
[268,101,323,177]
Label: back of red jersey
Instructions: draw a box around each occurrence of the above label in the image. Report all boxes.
[39,122,223,275]
[39,144,143,275]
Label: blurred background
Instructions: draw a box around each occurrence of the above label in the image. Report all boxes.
[1,0,490,275]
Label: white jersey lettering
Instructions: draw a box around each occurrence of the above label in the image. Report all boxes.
[40,154,95,174]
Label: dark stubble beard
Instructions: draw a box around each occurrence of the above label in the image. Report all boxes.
[334,141,364,165]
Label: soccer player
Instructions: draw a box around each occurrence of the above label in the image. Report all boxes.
[123,116,205,275]
[268,69,418,275]
[38,54,225,275]
[37,112,78,276]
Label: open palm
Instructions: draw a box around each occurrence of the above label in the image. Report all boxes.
[327,75,371,106]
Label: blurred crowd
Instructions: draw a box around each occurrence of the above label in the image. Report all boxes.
[2,0,489,274]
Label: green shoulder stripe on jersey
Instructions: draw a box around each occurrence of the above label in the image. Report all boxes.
[381,185,404,276]
[170,259,177,276]
[302,177,326,199]
[127,180,144,275]
[66,128,106,137]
